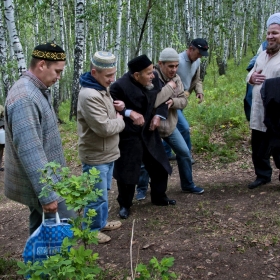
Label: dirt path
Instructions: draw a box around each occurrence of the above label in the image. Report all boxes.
[1,153,280,279]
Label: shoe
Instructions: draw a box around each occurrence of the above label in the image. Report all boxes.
[248,178,271,189]
[97,232,111,244]
[182,186,204,194]
[119,207,129,219]
[152,198,176,206]
[191,158,195,165]
[136,191,146,201]
[0,167,4,171]
[168,154,176,161]
[101,221,122,231]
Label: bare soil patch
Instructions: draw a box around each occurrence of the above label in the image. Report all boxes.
[1,146,280,279]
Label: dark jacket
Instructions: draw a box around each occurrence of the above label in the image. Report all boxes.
[110,71,172,184]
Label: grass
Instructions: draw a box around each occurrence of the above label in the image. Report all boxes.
[185,56,251,163]
[0,257,18,277]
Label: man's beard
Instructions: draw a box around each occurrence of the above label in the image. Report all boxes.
[145,84,154,90]
[266,43,280,55]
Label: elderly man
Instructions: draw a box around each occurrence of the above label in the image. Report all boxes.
[5,43,76,235]
[77,51,125,243]
[164,38,209,163]
[110,54,176,219]
[136,48,204,200]
[247,13,280,189]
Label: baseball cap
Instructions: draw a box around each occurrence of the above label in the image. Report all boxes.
[190,38,209,56]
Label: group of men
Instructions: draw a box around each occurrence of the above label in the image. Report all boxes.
[4,39,208,244]
[4,11,280,245]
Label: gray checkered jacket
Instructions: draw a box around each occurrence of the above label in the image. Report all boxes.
[4,71,65,207]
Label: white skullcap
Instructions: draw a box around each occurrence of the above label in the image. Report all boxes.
[159,48,179,62]
[267,13,280,27]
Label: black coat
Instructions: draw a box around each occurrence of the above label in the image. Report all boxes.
[110,71,172,184]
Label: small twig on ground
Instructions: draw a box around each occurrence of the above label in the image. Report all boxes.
[130,219,135,280]
[170,226,183,235]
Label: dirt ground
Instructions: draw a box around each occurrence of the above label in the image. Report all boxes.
[1,144,280,279]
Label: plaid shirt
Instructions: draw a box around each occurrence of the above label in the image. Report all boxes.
[4,71,65,207]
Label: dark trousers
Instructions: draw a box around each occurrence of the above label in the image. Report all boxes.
[117,146,168,208]
[251,129,280,181]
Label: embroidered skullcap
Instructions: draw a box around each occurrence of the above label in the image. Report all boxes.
[91,51,116,69]
[159,48,179,61]
[267,13,280,27]
[32,42,66,61]
[128,54,152,74]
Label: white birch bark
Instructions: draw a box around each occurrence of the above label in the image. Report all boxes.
[4,0,26,76]
[34,0,39,45]
[70,0,85,120]
[115,0,123,75]
[50,0,55,42]
[184,0,191,45]
[0,1,10,96]
[124,0,131,68]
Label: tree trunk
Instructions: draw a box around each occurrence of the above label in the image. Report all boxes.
[134,0,152,57]
[4,0,26,77]
[0,1,10,96]
[69,0,85,121]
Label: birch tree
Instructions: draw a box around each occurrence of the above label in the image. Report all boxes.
[115,0,123,74]
[69,0,85,120]
[0,2,10,97]
[4,0,26,76]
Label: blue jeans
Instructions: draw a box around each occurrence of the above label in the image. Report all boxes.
[82,162,114,231]
[136,163,149,194]
[164,109,192,156]
[163,128,195,190]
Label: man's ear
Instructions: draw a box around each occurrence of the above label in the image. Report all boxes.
[91,68,96,76]
[37,60,46,71]
[133,72,139,81]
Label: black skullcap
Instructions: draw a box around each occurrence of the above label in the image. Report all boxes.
[190,38,209,56]
[128,54,152,74]
[32,42,66,61]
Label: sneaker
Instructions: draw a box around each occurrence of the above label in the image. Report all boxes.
[191,158,195,165]
[97,232,111,244]
[182,186,204,194]
[101,221,122,231]
[136,191,146,201]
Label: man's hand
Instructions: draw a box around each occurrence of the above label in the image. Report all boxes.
[116,112,123,120]
[113,100,125,111]
[165,99,174,109]
[167,80,176,89]
[196,93,204,103]
[130,111,145,126]
[250,70,266,85]
[42,200,58,213]
[149,115,161,131]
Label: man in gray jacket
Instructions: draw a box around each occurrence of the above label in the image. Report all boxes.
[77,51,125,243]
[5,43,76,235]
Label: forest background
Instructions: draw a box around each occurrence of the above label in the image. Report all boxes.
[0,0,279,120]
[1,1,280,278]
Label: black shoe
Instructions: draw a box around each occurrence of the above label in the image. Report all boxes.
[168,154,176,161]
[152,198,176,206]
[119,207,129,219]
[248,178,271,189]
[0,167,4,171]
